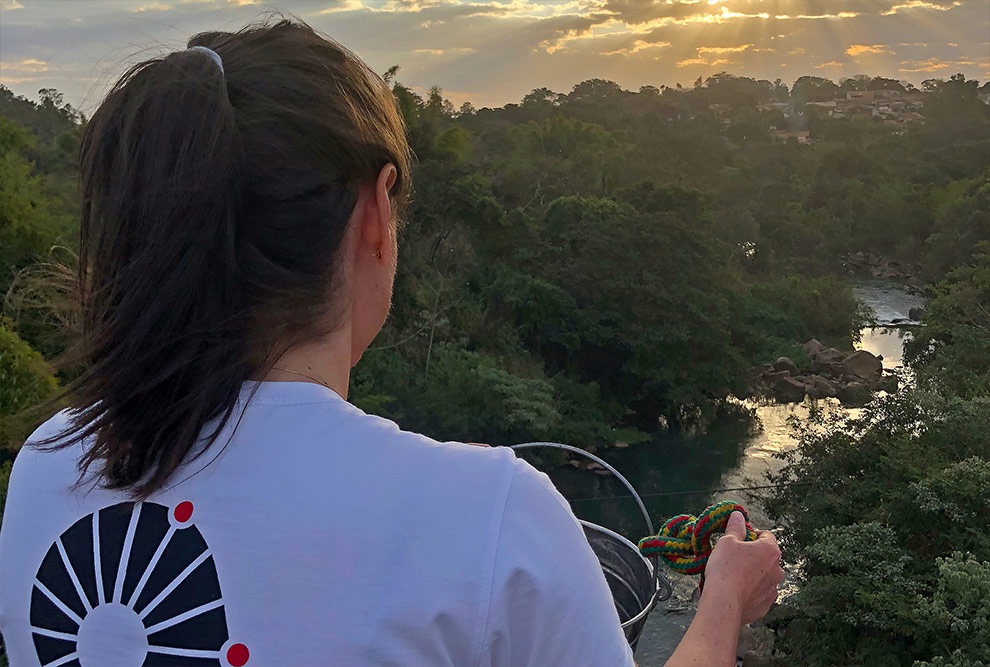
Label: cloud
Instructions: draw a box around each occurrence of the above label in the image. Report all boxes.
[677,57,730,67]
[0,0,986,111]
[0,57,48,72]
[883,1,960,15]
[315,0,366,14]
[413,47,478,56]
[896,56,984,72]
[0,57,50,86]
[845,44,891,56]
[698,43,753,56]
[601,39,671,56]
[898,58,949,72]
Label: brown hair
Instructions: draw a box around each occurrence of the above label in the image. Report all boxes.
[37,19,410,497]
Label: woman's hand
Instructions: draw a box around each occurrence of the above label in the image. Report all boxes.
[703,511,783,624]
[664,512,783,666]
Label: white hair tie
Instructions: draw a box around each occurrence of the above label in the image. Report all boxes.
[189,46,224,74]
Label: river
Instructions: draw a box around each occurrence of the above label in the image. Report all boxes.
[537,281,926,665]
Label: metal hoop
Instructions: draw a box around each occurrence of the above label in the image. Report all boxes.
[509,441,673,631]
[510,442,654,535]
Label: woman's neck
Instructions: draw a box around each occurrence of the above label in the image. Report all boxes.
[263,333,352,400]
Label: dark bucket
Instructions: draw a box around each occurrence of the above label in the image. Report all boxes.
[511,443,672,651]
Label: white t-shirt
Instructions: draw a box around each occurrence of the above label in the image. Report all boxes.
[0,381,634,667]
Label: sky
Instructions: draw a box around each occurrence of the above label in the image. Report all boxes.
[1,0,988,113]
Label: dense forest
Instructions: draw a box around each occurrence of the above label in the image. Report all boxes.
[1,69,988,665]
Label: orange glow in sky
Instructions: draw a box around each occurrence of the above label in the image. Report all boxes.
[0,0,986,110]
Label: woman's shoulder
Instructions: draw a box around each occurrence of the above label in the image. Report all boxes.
[11,408,82,474]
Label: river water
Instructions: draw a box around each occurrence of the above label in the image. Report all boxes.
[537,281,926,665]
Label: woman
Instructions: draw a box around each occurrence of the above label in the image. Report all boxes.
[0,20,782,666]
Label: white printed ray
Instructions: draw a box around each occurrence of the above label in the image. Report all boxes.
[29,627,77,642]
[127,526,174,609]
[92,511,104,606]
[145,646,221,659]
[138,550,212,621]
[33,580,84,626]
[143,597,224,635]
[113,502,142,603]
[55,537,91,613]
[44,652,79,667]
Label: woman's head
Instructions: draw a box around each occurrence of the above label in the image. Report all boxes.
[49,19,410,496]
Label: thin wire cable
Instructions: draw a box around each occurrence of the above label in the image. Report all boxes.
[566,479,819,504]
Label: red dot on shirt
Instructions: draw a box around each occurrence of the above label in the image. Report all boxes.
[227,643,249,666]
[173,501,194,523]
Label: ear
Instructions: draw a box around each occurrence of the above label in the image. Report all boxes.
[361,164,397,260]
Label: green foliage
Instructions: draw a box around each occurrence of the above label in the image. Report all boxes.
[761,258,990,665]
[905,248,990,399]
[733,277,868,359]
[913,553,990,667]
[0,317,59,454]
[762,392,990,665]
[0,116,72,295]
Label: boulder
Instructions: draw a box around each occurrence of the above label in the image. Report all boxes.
[772,375,807,403]
[813,347,846,364]
[773,356,800,376]
[909,306,927,321]
[891,317,910,325]
[802,339,825,356]
[837,381,872,406]
[805,376,837,399]
[742,652,788,667]
[878,374,899,394]
[841,350,883,383]
[761,370,791,382]
[819,363,845,379]
[613,440,630,449]
[811,347,847,376]
[737,624,775,660]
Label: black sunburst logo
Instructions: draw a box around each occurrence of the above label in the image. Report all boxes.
[30,501,249,667]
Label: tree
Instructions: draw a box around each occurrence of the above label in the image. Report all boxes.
[791,75,839,103]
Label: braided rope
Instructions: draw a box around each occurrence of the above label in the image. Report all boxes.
[638,500,757,588]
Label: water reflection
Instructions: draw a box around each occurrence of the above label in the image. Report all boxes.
[542,415,755,539]
[857,326,913,369]
[852,281,926,326]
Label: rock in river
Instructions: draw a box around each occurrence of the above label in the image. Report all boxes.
[837,381,872,406]
[772,375,807,403]
[805,376,838,399]
[841,350,883,383]
[773,356,800,376]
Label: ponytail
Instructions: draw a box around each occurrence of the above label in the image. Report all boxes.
[37,20,411,497]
